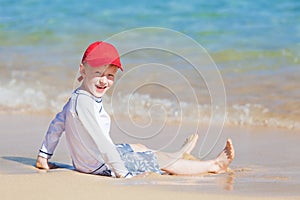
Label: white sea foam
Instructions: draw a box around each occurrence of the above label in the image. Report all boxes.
[0,81,298,130]
[104,93,300,130]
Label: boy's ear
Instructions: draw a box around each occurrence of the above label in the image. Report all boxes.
[78,64,86,82]
[80,64,86,76]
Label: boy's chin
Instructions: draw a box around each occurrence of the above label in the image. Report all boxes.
[93,93,104,98]
[92,91,106,98]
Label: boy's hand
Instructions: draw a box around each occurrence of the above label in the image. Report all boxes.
[36,156,57,170]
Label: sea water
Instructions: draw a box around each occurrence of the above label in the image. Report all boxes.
[0,0,299,129]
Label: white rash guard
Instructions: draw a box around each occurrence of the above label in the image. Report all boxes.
[38,89,130,177]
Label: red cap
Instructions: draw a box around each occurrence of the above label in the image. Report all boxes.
[81,41,123,71]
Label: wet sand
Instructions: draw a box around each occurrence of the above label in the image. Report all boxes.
[0,114,299,199]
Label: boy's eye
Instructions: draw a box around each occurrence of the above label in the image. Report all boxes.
[107,74,114,79]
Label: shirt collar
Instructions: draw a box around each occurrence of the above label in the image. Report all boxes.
[74,89,102,103]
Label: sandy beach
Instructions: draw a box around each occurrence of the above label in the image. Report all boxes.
[1,114,299,200]
[1,0,299,199]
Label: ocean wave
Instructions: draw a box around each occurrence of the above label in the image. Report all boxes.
[1,87,298,130]
[106,93,300,130]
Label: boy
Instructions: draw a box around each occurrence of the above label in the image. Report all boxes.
[36,41,234,178]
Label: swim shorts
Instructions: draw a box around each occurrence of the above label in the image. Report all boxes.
[115,143,162,176]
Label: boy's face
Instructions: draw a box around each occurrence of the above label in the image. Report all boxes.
[80,64,118,98]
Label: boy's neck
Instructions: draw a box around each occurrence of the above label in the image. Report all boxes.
[75,87,102,101]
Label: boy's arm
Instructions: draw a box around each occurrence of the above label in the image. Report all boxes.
[76,95,130,178]
[37,100,69,168]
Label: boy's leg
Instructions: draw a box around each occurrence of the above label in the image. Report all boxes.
[130,136,235,175]
[160,139,234,175]
[130,133,199,160]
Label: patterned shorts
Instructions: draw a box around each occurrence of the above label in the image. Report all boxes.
[115,143,162,176]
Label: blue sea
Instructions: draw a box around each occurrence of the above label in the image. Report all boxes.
[0,0,299,129]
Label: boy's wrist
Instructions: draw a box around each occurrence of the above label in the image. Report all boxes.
[38,150,52,159]
[125,172,133,178]
[118,172,133,179]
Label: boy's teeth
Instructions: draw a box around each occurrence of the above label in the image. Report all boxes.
[96,85,106,89]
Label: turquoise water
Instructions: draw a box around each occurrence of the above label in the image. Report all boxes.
[1,0,299,50]
[0,0,299,129]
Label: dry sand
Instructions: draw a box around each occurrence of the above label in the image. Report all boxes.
[0,114,299,200]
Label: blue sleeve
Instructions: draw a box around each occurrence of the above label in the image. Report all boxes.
[38,99,69,159]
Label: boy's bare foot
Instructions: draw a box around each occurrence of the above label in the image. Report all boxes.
[210,139,235,174]
[180,134,199,155]
[36,156,58,170]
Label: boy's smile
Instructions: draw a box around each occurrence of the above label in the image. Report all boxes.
[80,64,118,98]
[95,82,108,94]
[95,84,107,90]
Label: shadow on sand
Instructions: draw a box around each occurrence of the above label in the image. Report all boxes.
[2,156,74,170]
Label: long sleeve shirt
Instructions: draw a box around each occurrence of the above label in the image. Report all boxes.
[38,89,129,177]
